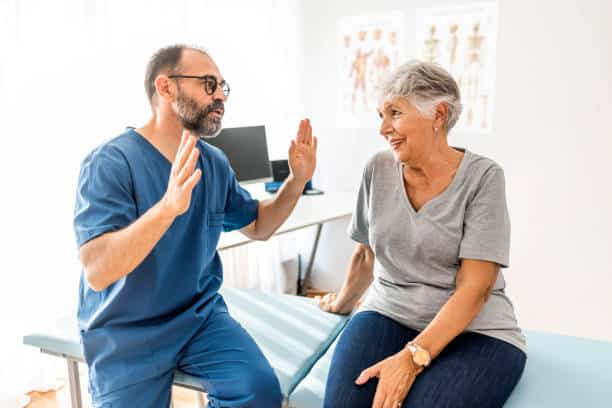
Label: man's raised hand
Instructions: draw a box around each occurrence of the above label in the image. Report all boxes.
[161,131,202,217]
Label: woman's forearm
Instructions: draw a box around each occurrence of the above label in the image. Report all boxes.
[336,244,375,309]
[412,287,487,359]
[412,259,499,359]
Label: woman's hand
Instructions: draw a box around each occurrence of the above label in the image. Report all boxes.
[315,292,354,315]
[355,348,422,408]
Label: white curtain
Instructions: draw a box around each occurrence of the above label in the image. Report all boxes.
[0,0,302,404]
[220,237,301,294]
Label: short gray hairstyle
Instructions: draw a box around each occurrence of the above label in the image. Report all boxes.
[378,60,462,131]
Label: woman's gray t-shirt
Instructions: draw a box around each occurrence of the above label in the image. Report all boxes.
[350,149,526,352]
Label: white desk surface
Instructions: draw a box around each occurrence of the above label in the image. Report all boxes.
[218,190,355,250]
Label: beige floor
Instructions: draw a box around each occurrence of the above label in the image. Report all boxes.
[26,384,205,407]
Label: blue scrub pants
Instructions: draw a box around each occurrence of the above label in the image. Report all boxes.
[89,309,282,408]
[324,311,526,408]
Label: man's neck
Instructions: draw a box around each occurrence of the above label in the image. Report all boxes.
[136,115,184,163]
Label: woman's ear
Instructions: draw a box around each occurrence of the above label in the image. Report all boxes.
[433,102,448,132]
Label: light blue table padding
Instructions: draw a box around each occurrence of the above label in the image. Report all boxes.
[505,331,612,407]
[287,337,340,408]
[23,287,349,399]
[218,287,348,397]
[288,330,612,408]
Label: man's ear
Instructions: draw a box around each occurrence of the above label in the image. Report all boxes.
[154,75,174,104]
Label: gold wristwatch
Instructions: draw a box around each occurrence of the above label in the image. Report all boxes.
[406,341,431,368]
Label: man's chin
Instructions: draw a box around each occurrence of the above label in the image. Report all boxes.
[199,125,223,139]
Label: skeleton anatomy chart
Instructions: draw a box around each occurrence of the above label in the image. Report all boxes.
[416,3,498,133]
[338,15,403,126]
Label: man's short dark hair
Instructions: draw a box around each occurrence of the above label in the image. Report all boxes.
[144,44,209,106]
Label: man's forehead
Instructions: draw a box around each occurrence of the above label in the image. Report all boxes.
[180,49,221,76]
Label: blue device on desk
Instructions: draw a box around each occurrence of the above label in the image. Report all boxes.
[265,159,324,195]
[264,180,324,195]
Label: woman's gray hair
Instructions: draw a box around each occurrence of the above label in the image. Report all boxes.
[379,60,462,131]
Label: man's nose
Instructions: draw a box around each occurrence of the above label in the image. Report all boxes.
[213,85,227,102]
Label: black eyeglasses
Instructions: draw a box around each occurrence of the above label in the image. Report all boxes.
[167,74,230,97]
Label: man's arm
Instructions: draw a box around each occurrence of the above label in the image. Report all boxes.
[79,132,201,291]
[240,119,317,241]
[240,174,304,241]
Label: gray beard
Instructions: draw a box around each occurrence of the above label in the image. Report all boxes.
[199,125,223,139]
[174,87,224,139]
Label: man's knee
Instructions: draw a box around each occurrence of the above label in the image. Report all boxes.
[210,363,282,408]
[242,364,282,407]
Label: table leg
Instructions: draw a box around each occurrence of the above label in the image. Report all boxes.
[300,223,323,295]
[196,391,207,408]
[67,359,83,408]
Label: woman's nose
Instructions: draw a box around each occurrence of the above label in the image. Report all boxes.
[379,119,392,137]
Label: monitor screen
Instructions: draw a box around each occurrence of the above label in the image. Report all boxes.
[205,125,272,184]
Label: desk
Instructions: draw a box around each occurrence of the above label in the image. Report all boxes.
[218,191,354,294]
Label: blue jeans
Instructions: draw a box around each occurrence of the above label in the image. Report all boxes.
[324,311,526,408]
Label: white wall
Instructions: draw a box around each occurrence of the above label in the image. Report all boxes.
[493,0,612,340]
[301,0,612,341]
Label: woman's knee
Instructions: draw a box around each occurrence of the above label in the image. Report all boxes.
[324,332,377,408]
[324,370,377,408]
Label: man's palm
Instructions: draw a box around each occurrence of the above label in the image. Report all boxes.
[288,119,317,183]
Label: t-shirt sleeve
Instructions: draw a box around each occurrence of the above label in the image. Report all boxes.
[459,167,511,268]
[73,147,137,248]
[347,159,373,245]
[222,166,259,232]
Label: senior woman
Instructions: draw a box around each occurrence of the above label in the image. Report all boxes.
[317,60,526,408]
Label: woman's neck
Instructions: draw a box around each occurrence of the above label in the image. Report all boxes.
[403,145,463,188]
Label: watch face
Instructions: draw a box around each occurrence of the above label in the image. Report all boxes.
[414,350,430,366]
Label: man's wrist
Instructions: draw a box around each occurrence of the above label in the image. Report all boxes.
[284,174,307,196]
[157,196,179,222]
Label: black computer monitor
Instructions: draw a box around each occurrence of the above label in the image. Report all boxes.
[205,125,272,184]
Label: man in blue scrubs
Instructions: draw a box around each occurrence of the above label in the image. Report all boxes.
[73,45,317,407]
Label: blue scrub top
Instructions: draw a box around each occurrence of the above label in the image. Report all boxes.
[73,128,259,395]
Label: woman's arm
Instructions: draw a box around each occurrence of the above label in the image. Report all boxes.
[317,243,375,315]
[411,258,500,359]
